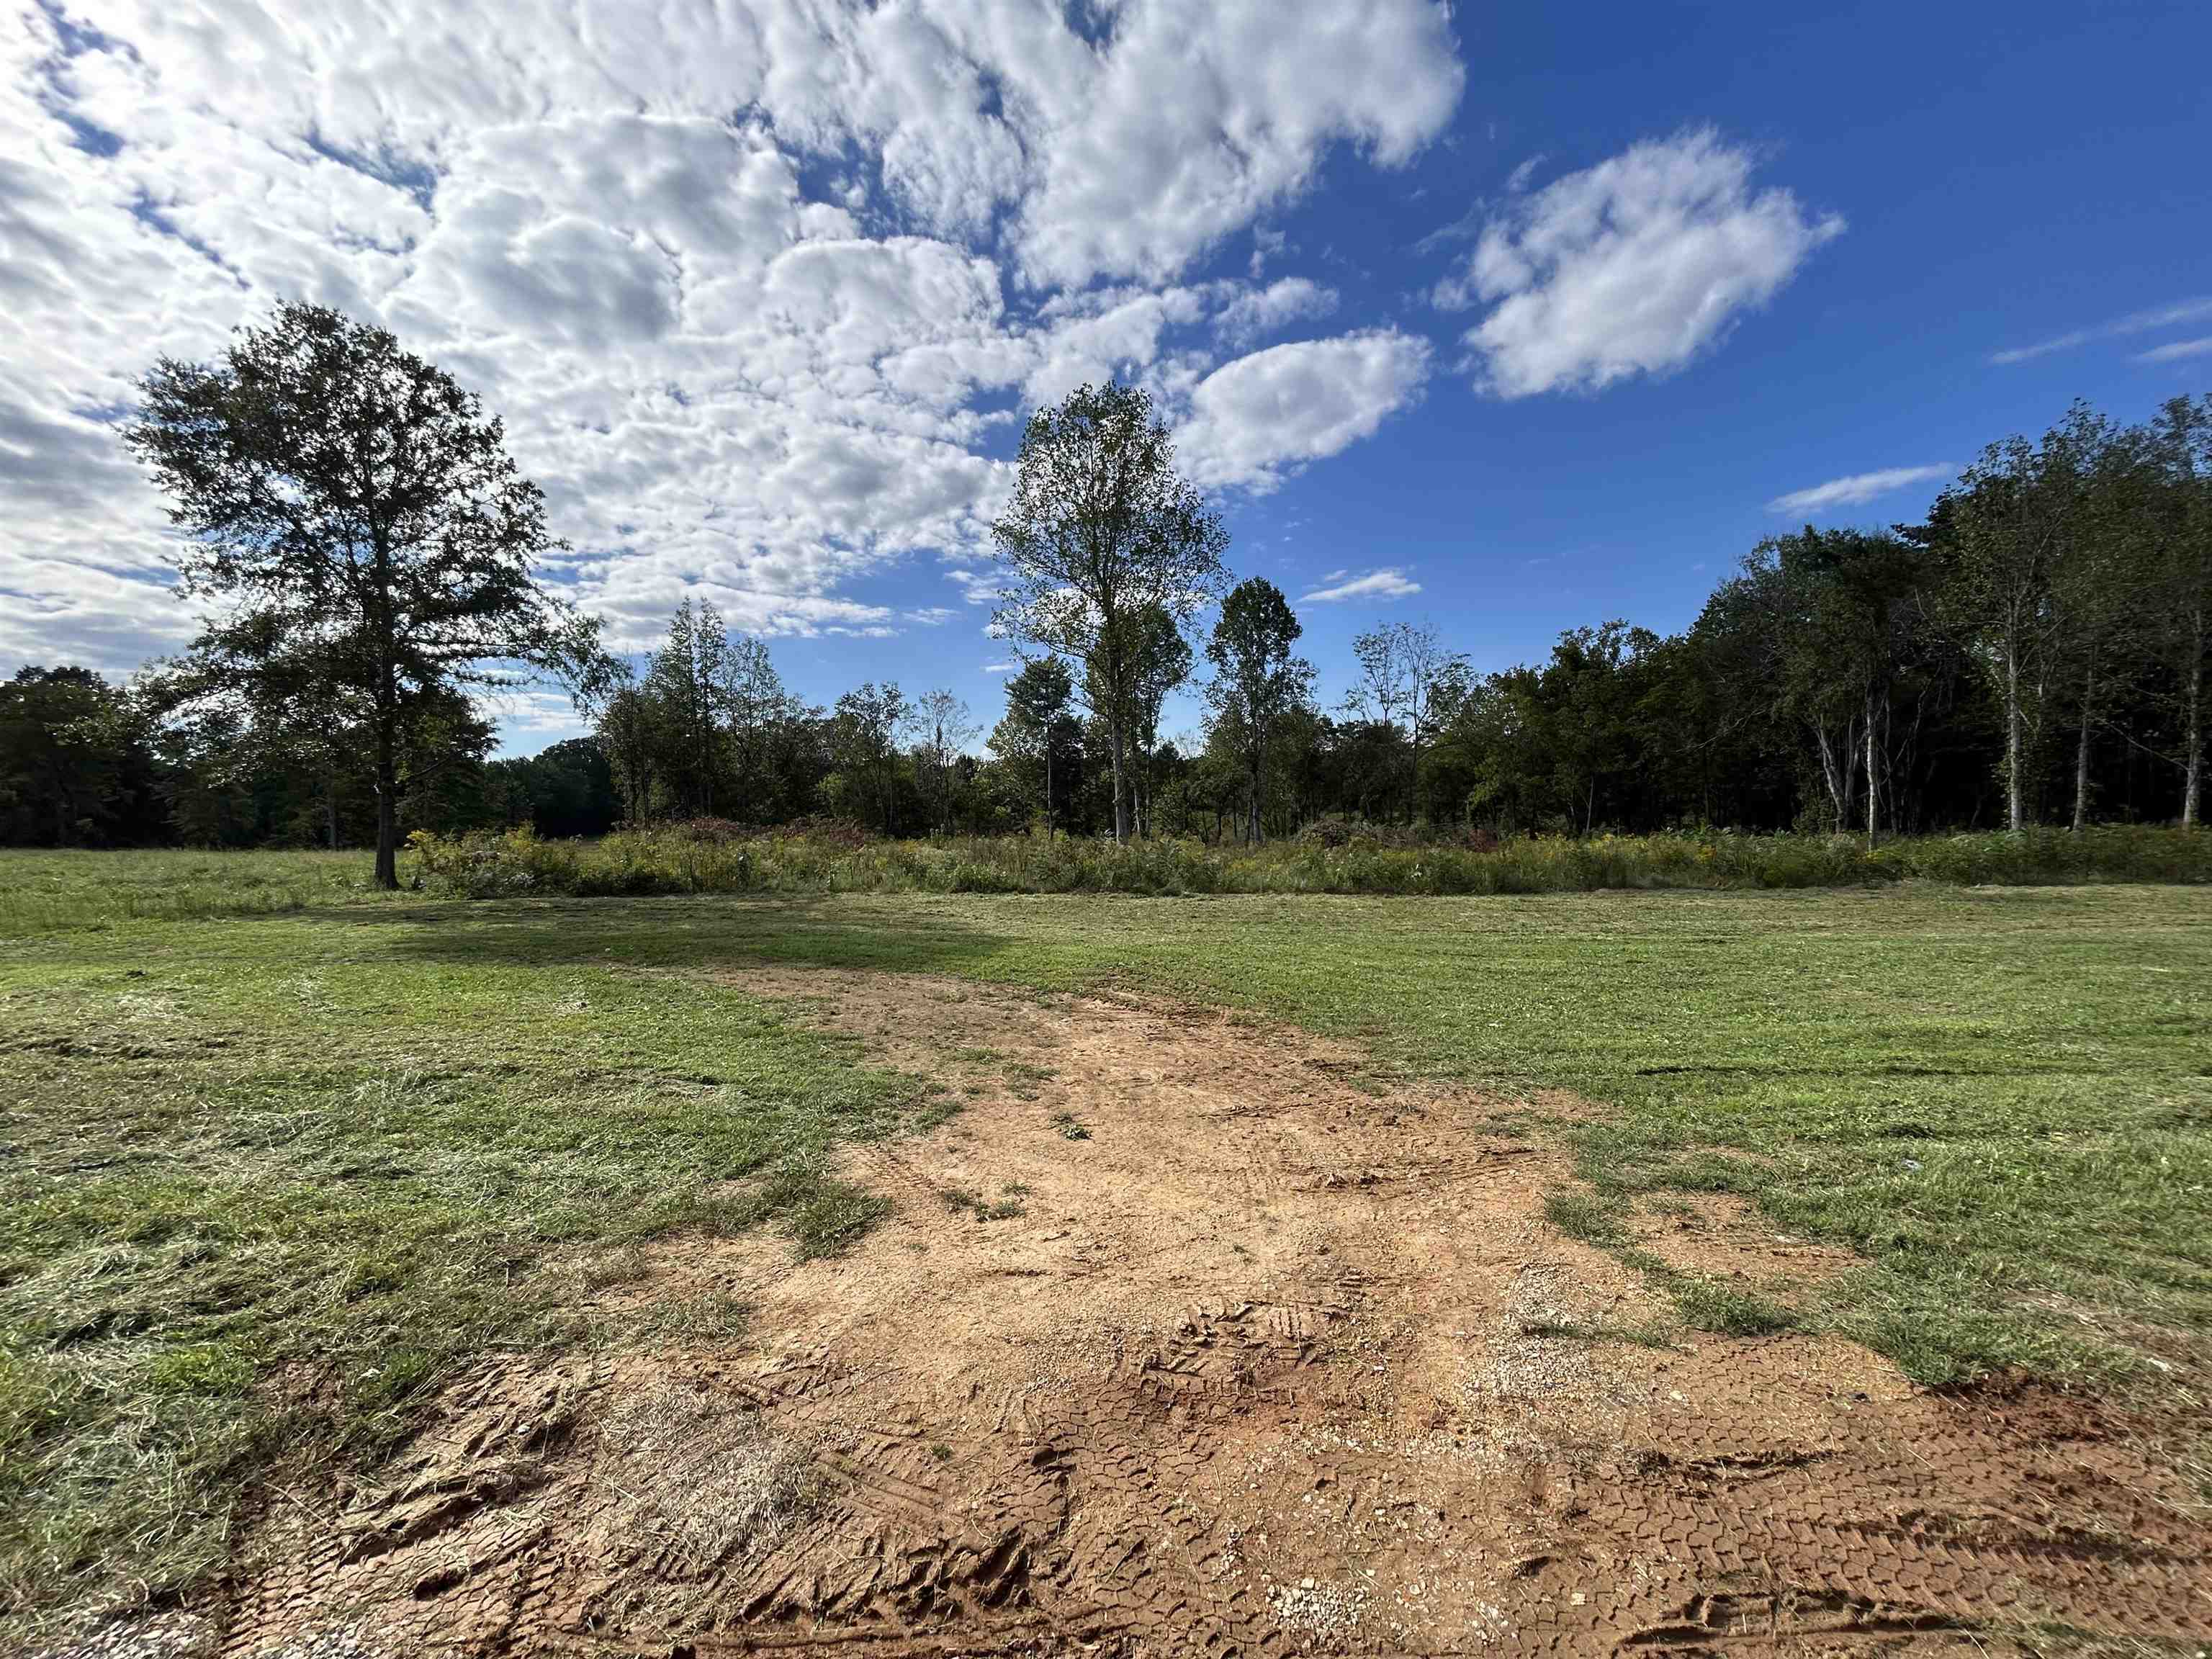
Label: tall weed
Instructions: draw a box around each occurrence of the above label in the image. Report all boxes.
[408,824,2211,901]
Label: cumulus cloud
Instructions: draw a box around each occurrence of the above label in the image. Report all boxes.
[1007,1,1464,287]
[1212,276,1339,347]
[1442,128,1843,397]
[1177,331,1431,493]
[1990,297,2212,366]
[1298,567,1421,604]
[1766,464,1954,516]
[0,0,1463,681]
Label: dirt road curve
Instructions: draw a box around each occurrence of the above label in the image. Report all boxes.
[215,968,2206,1656]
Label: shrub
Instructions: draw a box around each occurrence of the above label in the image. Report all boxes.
[408,823,2212,902]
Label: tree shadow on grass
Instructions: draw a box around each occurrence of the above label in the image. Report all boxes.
[356,892,1023,981]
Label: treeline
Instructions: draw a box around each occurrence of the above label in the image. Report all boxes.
[6,389,2207,850]
[0,665,616,848]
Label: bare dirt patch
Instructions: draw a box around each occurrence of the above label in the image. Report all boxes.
[1631,1191,1864,1295]
[217,969,2209,1656]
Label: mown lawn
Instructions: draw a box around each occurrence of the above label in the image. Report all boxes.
[414,883,2211,1380]
[4,857,2208,1638]
[0,879,941,1640]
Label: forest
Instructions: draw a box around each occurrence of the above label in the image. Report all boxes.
[4,310,2206,855]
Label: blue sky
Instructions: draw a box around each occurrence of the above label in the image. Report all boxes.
[4,1,2206,754]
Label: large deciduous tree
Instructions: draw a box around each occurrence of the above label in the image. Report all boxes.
[0,667,164,846]
[1344,620,1460,822]
[990,382,1227,842]
[1717,529,1932,841]
[832,681,908,835]
[722,633,796,820]
[912,689,978,837]
[990,659,1078,838]
[1205,578,1313,843]
[126,302,599,886]
[644,598,733,817]
[1086,603,1191,837]
[1939,428,2076,830]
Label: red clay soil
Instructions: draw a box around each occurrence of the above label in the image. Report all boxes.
[206,969,2208,1657]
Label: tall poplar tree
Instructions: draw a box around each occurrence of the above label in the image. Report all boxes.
[989,382,1227,842]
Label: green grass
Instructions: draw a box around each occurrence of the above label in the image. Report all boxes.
[1517,1316,1683,1350]
[4,853,2209,1637]
[0,848,413,934]
[286,878,2203,1388]
[940,1182,1030,1221]
[0,896,932,1640]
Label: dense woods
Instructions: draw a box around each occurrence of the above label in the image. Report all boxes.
[7,388,2207,850]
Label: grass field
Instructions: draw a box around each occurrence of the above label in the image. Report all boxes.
[3,850,2208,1638]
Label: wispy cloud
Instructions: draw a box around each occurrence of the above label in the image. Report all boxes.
[2136,336,2212,364]
[981,660,1018,673]
[1504,153,1547,194]
[1413,202,1487,254]
[1298,567,1421,604]
[1990,297,2212,365]
[943,567,1004,606]
[1767,463,1954,516]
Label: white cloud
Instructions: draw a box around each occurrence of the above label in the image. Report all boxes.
[2136,335,2212,364]
[942,567,1004,606]
[1298,567,1421,604]
[1212,276,1339,347]
[1007,1,1464,288]
[1766,463,1954,516]
[981,660,1017,674]
[1177,331,1431,493]
[1991,297,2212,366]
[1442,128,1843,397]
[1504,153,1547,194]
[480,688,592,755]
[0,0,1462,686]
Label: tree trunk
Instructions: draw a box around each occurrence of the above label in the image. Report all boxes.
[1107,724,1129,843]
[2004,634,2024,831]
[1864,691,1879,849]
[2185,605,2204,827]
[326,769,339,852]
[373,705,398,890]
[1043,745,1053,841]
[370,521,401,889]
[2072,663,2095,832]
[1247,753,1262,845]
[1815,725,1850,830]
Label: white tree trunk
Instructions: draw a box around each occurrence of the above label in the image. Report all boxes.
[1864,693,1879,847]
[2071,664,2094,832]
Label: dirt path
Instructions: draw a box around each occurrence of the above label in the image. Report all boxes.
[222,968,2208,1656]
